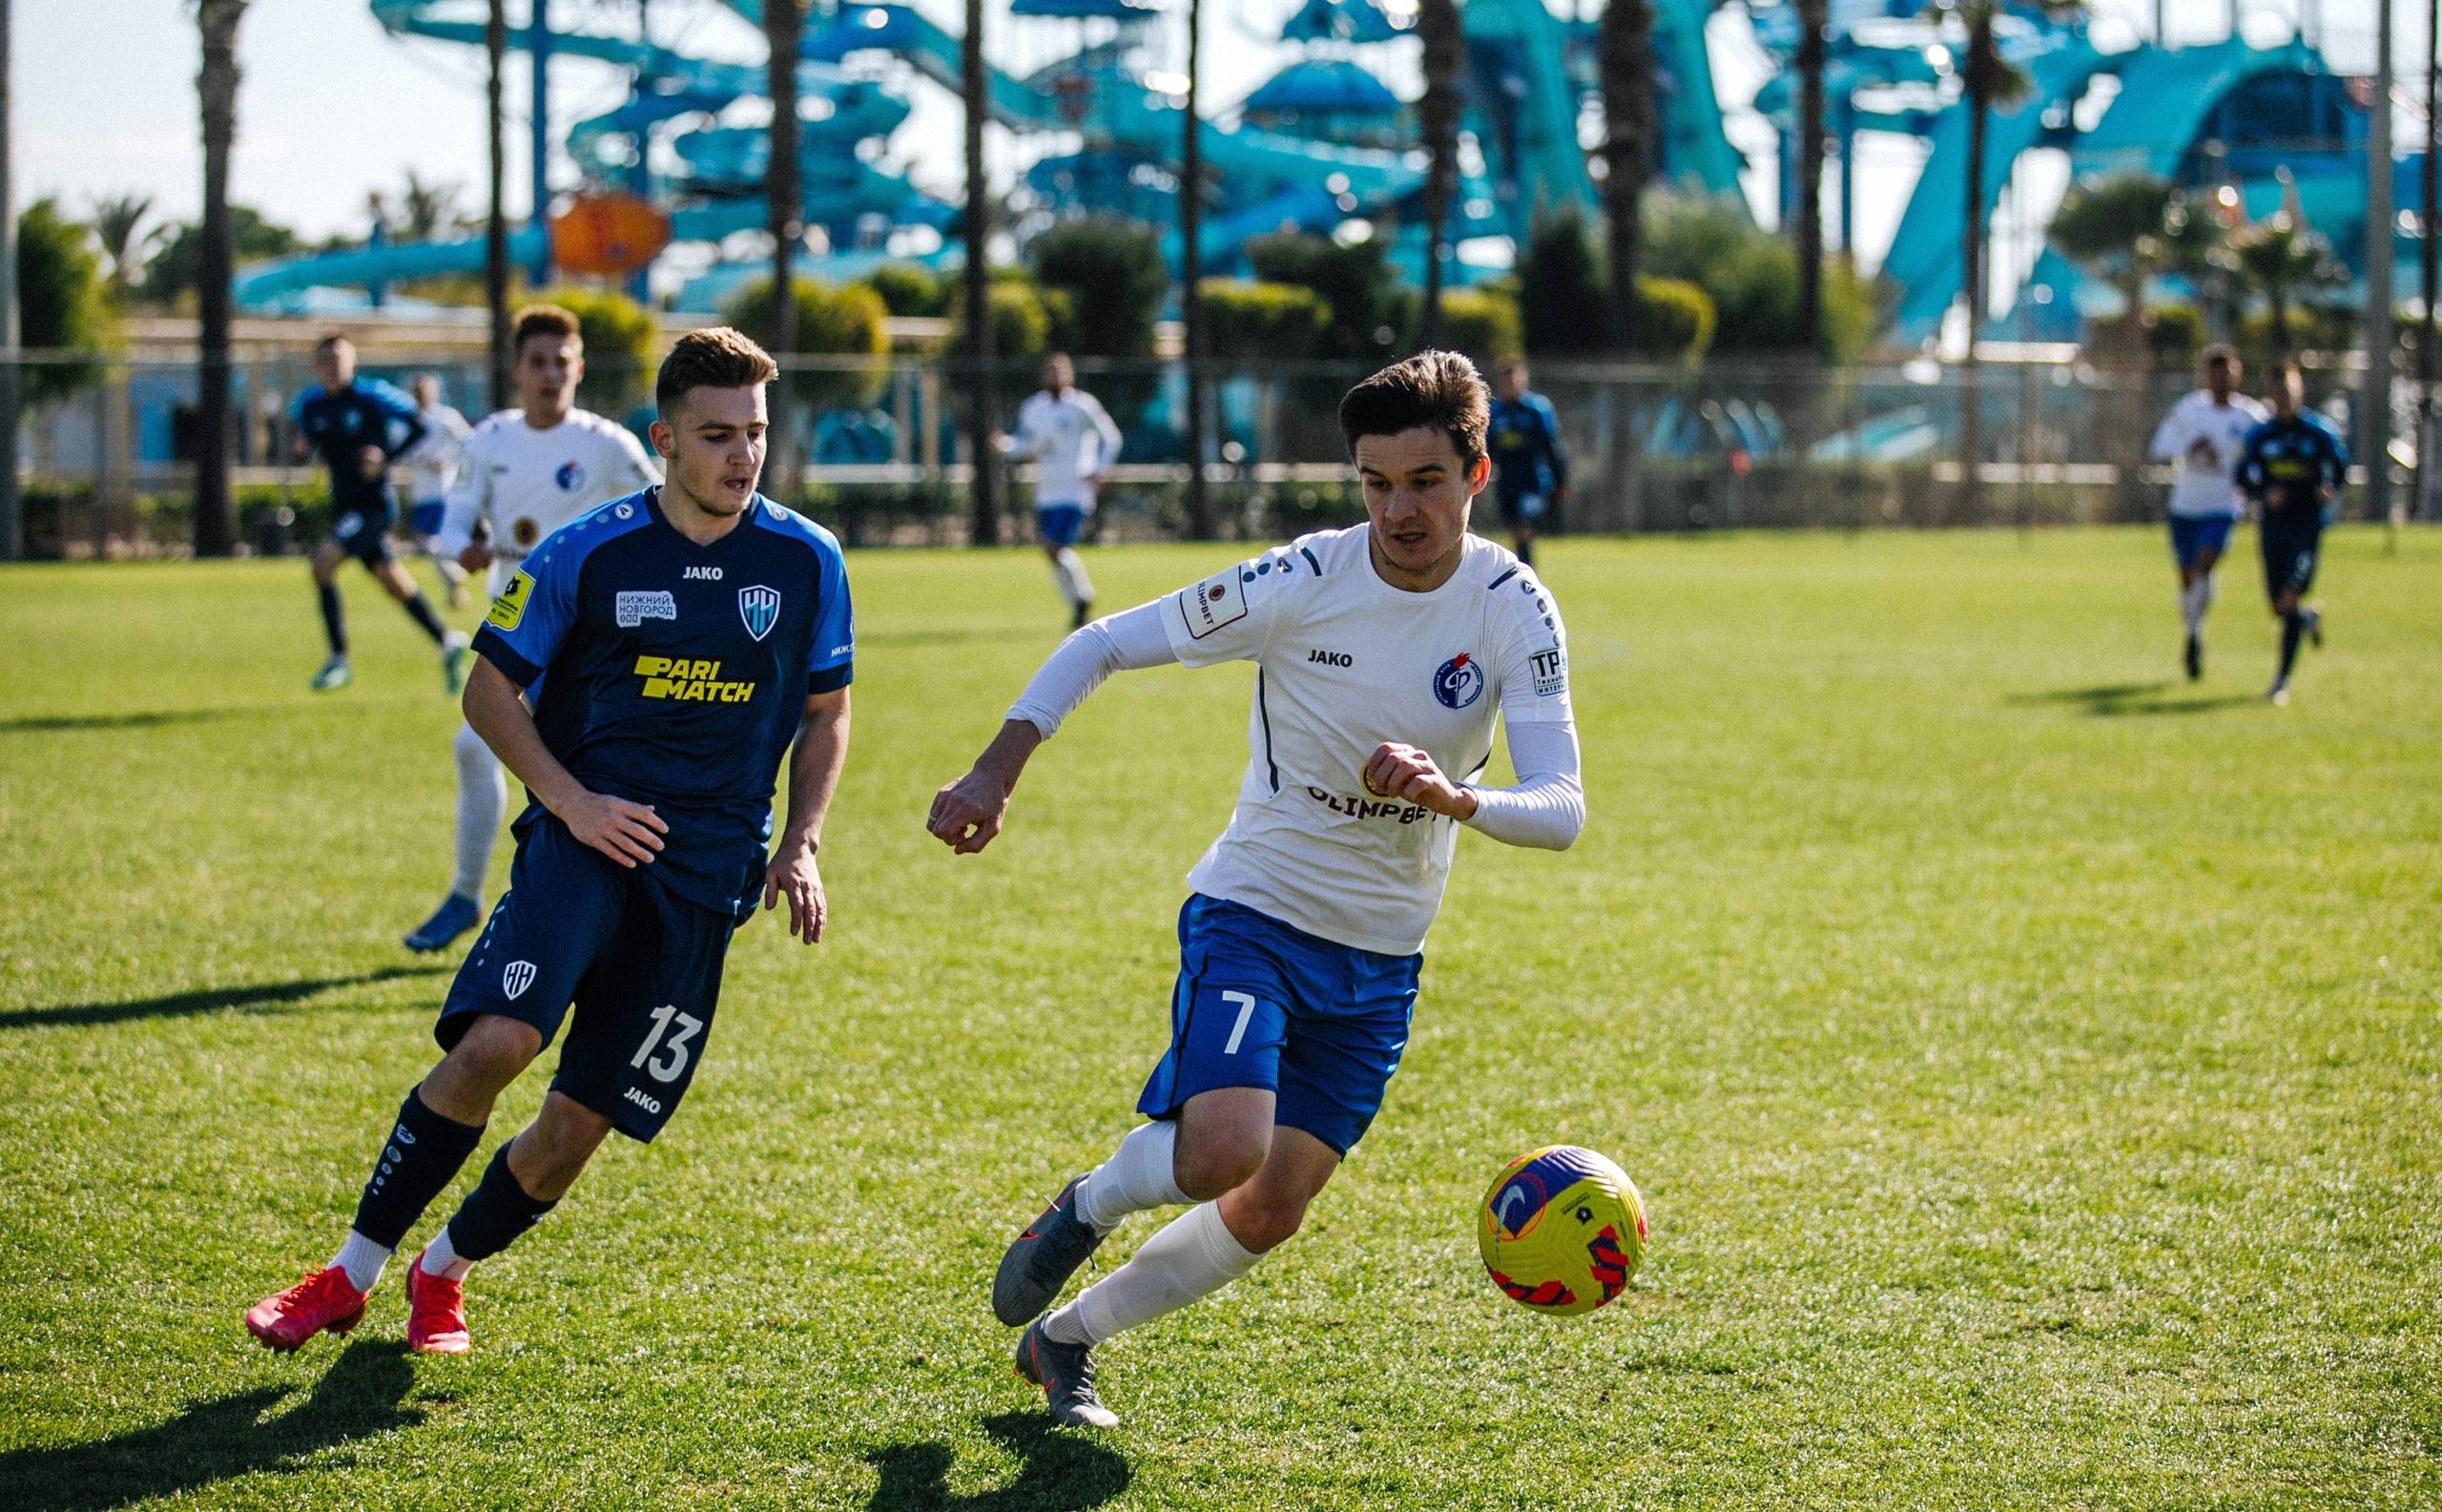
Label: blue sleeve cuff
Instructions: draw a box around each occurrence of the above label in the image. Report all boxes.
[472,627,544,689]
[807,661,853,695]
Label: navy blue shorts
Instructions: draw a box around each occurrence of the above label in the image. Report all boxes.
[1036,504,1086,548]
[1136,894,1421,1157]
[438,817,740,1142]
[2260,515,2324,599]
[1500,489,1549,524]
[2168,514,2235,566]
[409,500,447,540]
[328,507,395,567]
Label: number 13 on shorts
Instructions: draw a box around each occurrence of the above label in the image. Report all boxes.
[631,1003,703,1084]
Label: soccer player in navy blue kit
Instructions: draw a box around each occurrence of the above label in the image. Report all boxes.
[246,328,855,1354]
[2234,361,2348,706]
[290,334,467,694]
[1485,358,1568,567]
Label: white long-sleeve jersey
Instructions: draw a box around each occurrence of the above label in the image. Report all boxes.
[998,387,1123,508]
[434,408,662,595]
[2149,390,2269,518]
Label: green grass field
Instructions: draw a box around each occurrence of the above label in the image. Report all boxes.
[1,527,2436,1510]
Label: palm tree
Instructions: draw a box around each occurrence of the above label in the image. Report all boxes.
[1181,0,1213,537]
[1793,0,1828,348]
[765,0,805,502]
[2047,172,2176,338]
[486,0,509,409]
[2234,215,2346,360]
[90,193,161,300]
[960,0,999,546]
[1415,0,1462,348]
[397,169,463,241]
[1600,0,1656,527]
[193,0,246,559]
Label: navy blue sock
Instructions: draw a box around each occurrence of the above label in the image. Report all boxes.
[317,582,347,655]
[2278,612,2304,681]
[444,1143,561,1262]
[402,590,448,646]
[350,1088,485,1249]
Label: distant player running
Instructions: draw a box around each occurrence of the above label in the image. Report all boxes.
[398,373,475,609]
[996,353,1122,628]
[2234,360,2348,706]
[403,305,665,955]
[930,351,1584,1428]
[246,328,854,1356]
[290,334,466,694]
[2147,344,2266,680]
[1485,358,1568,568]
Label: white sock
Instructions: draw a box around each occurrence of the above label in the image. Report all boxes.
[1043,1201,1261,1346]
[1050,548,1094,609]
[330,1230,392,1294]
[418,1224,475,1281]
[451,721,506,901]
[2199,572,2217,625]
[1074,1121,1188,1234]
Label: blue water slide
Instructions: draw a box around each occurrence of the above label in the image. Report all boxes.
[1881,27,2117,344]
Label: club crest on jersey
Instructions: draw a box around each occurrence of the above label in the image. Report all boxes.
[737,585,781,641]
[502,960,538,1000]
[1433,652,1484,710]
[555,460,587,492]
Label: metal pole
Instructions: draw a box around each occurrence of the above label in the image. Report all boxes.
[528,0,553,287]
[1181,0,1209,537]
[0,0,17,562]
[2421,0,2437,519]
[487,0,510,410]
[2368,0,2395,528]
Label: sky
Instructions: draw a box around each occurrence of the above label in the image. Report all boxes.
[19,0,2425,287]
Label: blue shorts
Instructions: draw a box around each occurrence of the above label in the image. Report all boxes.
[2169,514,2235,566]
[1501,491,1549,524]
[1036,504,1086,548]
[437,817,741,1142]
[329,507,395,567]
[409,500,447,540]
[1136,894,1422,1157]
[2260,514,2324,599]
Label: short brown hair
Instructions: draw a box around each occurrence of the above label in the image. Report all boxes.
[1337,350,1489,466]
[512,303,581,354]
[655,326,779,415]
[2199,342,2238,372]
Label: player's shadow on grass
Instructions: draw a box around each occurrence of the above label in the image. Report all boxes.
[2009,682,2260,717]
[0,707,266,735]
[862,1412,1130,1512]
[0,1339,422,1512]
[1,964,445,1031]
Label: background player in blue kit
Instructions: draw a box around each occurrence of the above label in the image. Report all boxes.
[246,328,855,1356]
[1485,358,1568,567]
[290,334,466,694]
[2235,361,2349,706]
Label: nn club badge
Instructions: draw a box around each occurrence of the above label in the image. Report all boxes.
[737,585,780,642]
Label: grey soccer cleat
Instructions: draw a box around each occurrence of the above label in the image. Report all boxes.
[992,1175,1106,1327]
[1016,1318,1118,1429]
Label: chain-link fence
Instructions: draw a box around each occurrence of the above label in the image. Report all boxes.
[6,346,2424,559]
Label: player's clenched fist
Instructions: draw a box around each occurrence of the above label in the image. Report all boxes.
[556,790,668,867]
[1363,741,1479,821]
[928,768,1012,854]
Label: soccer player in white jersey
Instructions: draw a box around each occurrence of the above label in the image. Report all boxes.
[929,351,1584,1428]
[402,305,663,954]
[398,373,475,608]
[995,353,1123,629]
[2147,344,2266,680]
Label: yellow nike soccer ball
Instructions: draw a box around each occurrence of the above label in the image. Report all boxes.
[1478,1145,1647,1316]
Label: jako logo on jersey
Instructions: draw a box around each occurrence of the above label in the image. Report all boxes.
[555,460,588,491]
[634,654,755,702]
[1308,649,1353,667]
[1433,652,1484,710]
[737,585,780,641]
[684,565,723,581]
[502,961,538,1000]
[623,1087,663,1115]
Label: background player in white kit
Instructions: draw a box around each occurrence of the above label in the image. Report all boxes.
[930,351,1585,1428]
[397,374,475,609]
[995,353,1122,629]
[2147,345,2266,680]
[402,305,663,953]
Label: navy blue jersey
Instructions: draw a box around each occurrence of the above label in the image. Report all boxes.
[1486,392,1568,501]
[293,379,426,510]
[2235,412,2349,520]
[471,488,856,918]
